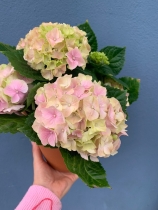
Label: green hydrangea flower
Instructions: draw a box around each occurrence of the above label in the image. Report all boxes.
[89,52,110,65]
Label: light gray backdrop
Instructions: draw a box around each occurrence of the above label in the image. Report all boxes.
[0,1,157,209]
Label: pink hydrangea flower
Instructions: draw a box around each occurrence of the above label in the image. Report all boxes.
[4,79,28,103]
[3,105,25,113]
[0,64,30,114]
[33,122,57,146]
[35,94,46,105]
[16,38,25,49]
[66,47,85,70]
[46,28,64,47]
[73,86,91,100]
[24,49,35,63]
[33,74,128,161]
[60,95,79,117]
[39,126,57,147]
[55,123,69,143]
[97,96,109,119]
[53,64,66,77]
[0,97,8,112]
[93,83,107,96]
[83,96,99,121]
[40,106,65,128]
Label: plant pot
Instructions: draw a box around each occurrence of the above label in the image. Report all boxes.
[39,146,69,172]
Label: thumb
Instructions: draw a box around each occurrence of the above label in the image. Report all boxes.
[32,142,44,164]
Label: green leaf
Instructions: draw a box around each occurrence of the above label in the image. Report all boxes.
[1,49,47,81]
[105,75,129,89]
[0,42,46,81]
[100,46,126,75]
[105,85,127,113]
[119,77,140,104]
[0,42,16,51]
[18,113,42,145]
[78,21,98,51]
[76,67,98,81]
[94,64,115,76]
[83,68,98,81]
[27,82,45,108]
[0,114,26,134]
[66,67,98,81]
[60,148,110,188]
[87,56,116,76]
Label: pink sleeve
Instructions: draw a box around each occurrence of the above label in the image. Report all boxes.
[15,185,62,210]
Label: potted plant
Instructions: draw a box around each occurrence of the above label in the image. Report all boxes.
[0,21,140,188]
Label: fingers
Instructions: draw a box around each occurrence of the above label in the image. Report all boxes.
[73,174,78,181]
[64,172,78,182]
[32,142,44,164]
[70,174,78,182]
[68,173,78,182]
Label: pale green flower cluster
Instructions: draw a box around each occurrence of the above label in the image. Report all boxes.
[17,22,91,80]
[89,51,110,65]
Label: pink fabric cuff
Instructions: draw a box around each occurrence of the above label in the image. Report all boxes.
[15,185,62,210]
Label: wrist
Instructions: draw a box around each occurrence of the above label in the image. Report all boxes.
[33,182,59,198]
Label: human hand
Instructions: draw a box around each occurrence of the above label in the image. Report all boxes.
[32,142,78,199]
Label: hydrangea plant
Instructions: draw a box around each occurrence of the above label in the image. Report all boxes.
[0,21,140,188]
[17,22,90,80]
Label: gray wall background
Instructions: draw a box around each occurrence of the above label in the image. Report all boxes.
[0,1,158,209]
